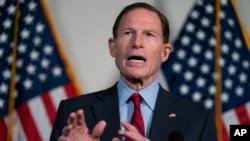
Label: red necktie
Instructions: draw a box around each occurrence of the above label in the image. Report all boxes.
[126,93,145,141]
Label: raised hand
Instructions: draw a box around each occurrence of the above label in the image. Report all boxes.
[58,109,106,141]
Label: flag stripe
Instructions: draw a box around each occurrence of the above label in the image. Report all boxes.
[18,103,41,141]
[246,101,250,117]
[222,109,239,134]
[41,92,57,126]
[222,120,230,141]
[50,85,68,109]
[235,104,250,124]
[64,83,78,98]
[28,96,52,141]
[12,112,27,141]
[0,119,7,141]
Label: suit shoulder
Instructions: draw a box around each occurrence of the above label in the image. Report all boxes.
[61,84,117,105]
[160,87,211,115]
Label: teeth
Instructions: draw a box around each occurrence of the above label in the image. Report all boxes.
[129,59,145,62]
[128,56,146,62]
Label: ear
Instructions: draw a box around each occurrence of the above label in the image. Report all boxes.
[161,43,172,62]
[108,38,116,57]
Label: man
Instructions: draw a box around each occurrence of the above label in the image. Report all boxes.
[50,2,218,141]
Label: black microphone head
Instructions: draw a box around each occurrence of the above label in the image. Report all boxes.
[168,131,185,141]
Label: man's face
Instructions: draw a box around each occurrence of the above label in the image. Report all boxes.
[109,8,172,83]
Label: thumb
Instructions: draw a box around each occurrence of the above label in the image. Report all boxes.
[91,120,106,139]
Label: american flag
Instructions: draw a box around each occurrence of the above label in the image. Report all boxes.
[161,0,250,140]
[0,0,80,140]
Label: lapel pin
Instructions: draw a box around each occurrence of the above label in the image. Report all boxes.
[169,113,176,117]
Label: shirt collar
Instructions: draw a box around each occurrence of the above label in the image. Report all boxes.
[117,78,159,110]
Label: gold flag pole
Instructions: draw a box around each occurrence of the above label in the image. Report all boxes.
[7,0,20,141]
[214,0,222,141]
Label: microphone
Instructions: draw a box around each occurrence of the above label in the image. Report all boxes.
[168,131,185,141]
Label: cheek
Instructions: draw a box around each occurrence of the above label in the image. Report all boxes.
[114,48,126,65]
[149,48,165,67]
[115,40,129,57]
[118,38,132,49]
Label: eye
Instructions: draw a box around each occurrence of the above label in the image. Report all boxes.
[146,32,154,37]
[124,31,132,35]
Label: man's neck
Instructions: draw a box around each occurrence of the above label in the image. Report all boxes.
[120,75,157,91]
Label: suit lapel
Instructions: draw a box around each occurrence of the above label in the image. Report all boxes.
[91,85,121,140]
[148,87,178,140]
[88,84,179,140]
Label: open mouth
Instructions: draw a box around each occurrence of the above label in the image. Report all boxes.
[127,56,146,62]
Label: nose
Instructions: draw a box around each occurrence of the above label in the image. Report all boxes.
[133,33,143,48]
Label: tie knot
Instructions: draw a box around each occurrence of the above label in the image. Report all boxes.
[130,93,142,106]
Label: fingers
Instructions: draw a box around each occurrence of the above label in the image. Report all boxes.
[121,122,139,133]
[76,109,84,125]
[57,136,63,141]
[65,109,89,139]
[60,109,107,141]
[57,136,68,141]
[67,109,85,127]
[119,122,150,141]
[112,137,121,141]
[58,126,73,141]
[67,112,77,127]
[62,124,73,136]
[91,120,107,139]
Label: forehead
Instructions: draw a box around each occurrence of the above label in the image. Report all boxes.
[119,8,162,29]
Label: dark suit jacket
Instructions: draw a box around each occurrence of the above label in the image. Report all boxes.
[50,83,218,141]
